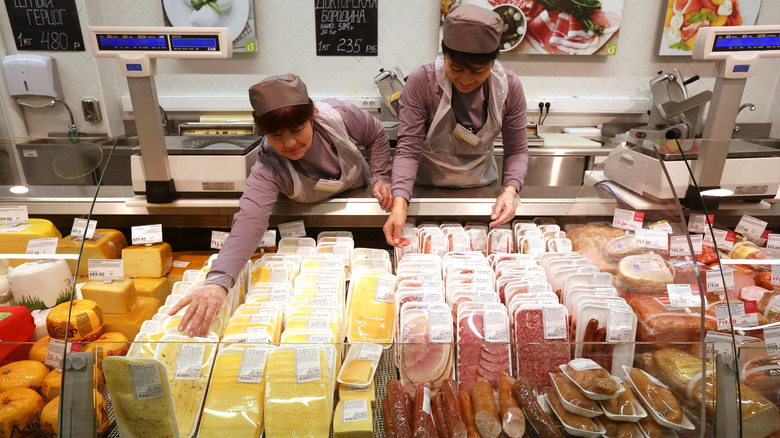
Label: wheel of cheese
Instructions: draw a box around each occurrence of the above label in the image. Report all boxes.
[40,366,105,403]
[41,390,108,436]
[7,259,74,310]
[82,332,130,369]
[27,336,50,365]
[0,388,45,437]
[46,300,104,342]
[0,360,48,392]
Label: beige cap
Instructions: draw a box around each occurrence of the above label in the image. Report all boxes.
[248,74,310,117]
[442,4,503,54]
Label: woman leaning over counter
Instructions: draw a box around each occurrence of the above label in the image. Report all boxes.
[383,4,530,247]
[170,74,393,336]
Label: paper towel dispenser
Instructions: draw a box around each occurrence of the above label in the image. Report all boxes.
[2,54,63,99]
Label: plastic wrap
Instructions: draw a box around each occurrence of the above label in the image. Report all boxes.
[346,272,395,343]
[456,302,511,393]
[513,303,570,389]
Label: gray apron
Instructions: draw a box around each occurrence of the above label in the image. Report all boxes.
[417,55,509,188]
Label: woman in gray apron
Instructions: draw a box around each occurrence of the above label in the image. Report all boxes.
[383,4,530,247]
[172,74,392,336]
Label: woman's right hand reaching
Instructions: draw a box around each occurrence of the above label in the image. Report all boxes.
[168,283,227,337]
[383,196,411,247]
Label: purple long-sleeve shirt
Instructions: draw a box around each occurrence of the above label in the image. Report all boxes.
[205,99,391,290]
[391,62,529,201]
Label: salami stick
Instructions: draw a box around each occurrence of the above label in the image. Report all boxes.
[387,379,413,438]
[431,393,449,438]
[512,376,562,438]
[593,327,607,367]
[457,390,480,438]
[603,342,615,373]
[498,371,525,438]
[404,391,415,427]
[582,317,599,360]
[442,379,467,438]
[413,383,434,438]
[472,378,501,438]
[383,395,399,438]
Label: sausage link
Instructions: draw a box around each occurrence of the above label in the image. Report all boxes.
[472,378,502,438]
[387,379,413,438]
[457,390,480,438]
[582,318,599,360]
[431,393,449,438]
[512,376,562,438]
[498,371,525,438]
[383,395,399,438]
[413,383,434,438]
[442,379,467,438]
[593,327,607,367]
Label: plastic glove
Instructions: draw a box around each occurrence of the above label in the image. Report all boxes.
[490,186,520,228]
[383,196,411,247]
[372,179,393,211]
[168,283,227,337]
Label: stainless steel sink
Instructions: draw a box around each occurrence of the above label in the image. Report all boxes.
[732,122,772,139]
[744,138,780,149]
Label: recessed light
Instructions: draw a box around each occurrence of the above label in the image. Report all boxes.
[9,186,28,194]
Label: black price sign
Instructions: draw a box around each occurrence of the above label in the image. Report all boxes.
[4,0,85,51]
[315,0,377,57]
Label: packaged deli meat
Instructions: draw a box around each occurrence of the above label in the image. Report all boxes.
[604,234,644,261]
[617,254,674,294]
[740,286,780,323]
[456,303,511,393]
[513,303,570,389]
[624,294,717,344]
[742,356,780,406]
[754,272,780,292]
[399,302,454,393]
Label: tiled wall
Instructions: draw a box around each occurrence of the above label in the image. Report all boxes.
[1,1,778,138]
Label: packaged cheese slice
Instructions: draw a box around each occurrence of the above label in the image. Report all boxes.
[346,272,395,344]
[122,242,173,278]
[0,219,61,267]
[56,229,127,276]
[103,356,178,438]
[198,344,274,438]
[155,332,218,438]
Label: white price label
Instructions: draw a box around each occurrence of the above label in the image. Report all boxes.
[715,301,759,329]
[772,265,780,286]
[607,307,634,343]
[342,399,370,423]
[706,269,735,293]
[428,310,453,343]
[374,277,394,303]
[88,259,124,281]
[670,235,703,256]
[542,306,567,340]
[172,260,190,268]
[71,218,97,239]
[767,234,780,251]
[703,229,736,251]
[355,343,383,362]
[210,230,229,250]
[131,224,163,245]
[130,363,165,400]
[44,340,81,370]
[237,347,269,383]
[666,284,701,308]
[703,331,735,357]
[295,347,322,383]
[484,310,509,342]
[635,229,668,251]
[0,205,28,224]
[259,229,277,248]
[734,215,767,239]
[173,344,205,380]
[25,238,58,255]
[764,326,780,357]
[278,220,306,238]
[612,208,644,230]
[688,214,713,234]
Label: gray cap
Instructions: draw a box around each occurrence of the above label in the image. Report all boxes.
[442,4,503,54]
[249,74,310,117]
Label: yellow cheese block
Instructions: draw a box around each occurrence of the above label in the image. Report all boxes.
[0,218,62,267]
[81,278,137,314]
[168,253,213,285]
[56,229,127,276]
[122,243,173,278]
[264,346,332,438]
[332,399,373,438]
[46,299,104,342]
[133,277,170,303]
[338,379,376,407]
[198,345,273,438]
[102,297,161,340]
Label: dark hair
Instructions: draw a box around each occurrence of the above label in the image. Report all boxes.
[441,41,499,71]
[254,99,316,134]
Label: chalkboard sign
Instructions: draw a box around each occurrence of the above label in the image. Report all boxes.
[4,0,85,51]
[315,0,378,57]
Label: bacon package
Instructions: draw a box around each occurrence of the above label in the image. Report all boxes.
[456,303,511,393]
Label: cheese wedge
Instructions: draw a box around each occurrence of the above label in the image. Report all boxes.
[81,278,137,314]
[122,243,173,278]
[333,399,373,438]
[102,297,161,340]
[133,278,170,303]
[56,229,127,276]
[0,219,61,267]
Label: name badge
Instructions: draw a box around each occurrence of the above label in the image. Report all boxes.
[453,123,480,147]
[314,179,344,192]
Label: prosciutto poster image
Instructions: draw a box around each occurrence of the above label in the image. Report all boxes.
[441,0,624,55]
[659,0,762,56]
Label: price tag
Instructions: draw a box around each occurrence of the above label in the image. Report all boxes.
[666,284,701,308]
[767,234,780,251]
[612,208,644,230]
[648,220,674,234]
[607,307,634,343]
[688,214,713,234]
[706,269,735,293]
[669,235,703,256]
[542,306,567,340]
[734,215,767,239]
[278,220,306,238]
[342,399,370,423]
[355,343,383,362]
[71,218,97,239]
[173,344,205,380]
[702,229,736,251]
[88,259,124,281]
[210,231,229,250]
[703,331,735,357]
[130,363,165,400]
[45,340,81,370]
[772,265,780,286]
[635,229,668,250]
[25,238,58,255]
[294,346,322,383]
[172,260,190,269]
[259,229,277,248]
[428,310,453,343]
[0,205,28,224]
[715,301,759,329]
[131,224,163,245]
[484,309,509,342]
[237,347,269,383]
[765,326,780,358]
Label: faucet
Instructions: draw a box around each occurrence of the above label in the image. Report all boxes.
[159,105,170,135]
[732,102,756,137]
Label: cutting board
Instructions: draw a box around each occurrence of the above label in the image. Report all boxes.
[539,133,602,148]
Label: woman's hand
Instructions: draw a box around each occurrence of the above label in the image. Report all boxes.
[168,284,227,337]
[490,186,520,228]
[383,196,411,247]
[372,180,393,211]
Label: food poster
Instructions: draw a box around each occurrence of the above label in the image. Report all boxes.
[441,0,625,55]
[659,0,762,56]
[162,0,258,53]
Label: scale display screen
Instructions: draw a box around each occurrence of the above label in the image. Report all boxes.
[713,33,780,52]
[170,35,220,52]
[96,34,169,51]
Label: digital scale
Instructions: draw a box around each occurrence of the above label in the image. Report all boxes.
[605,25,780,204]
[88,26,260,202]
